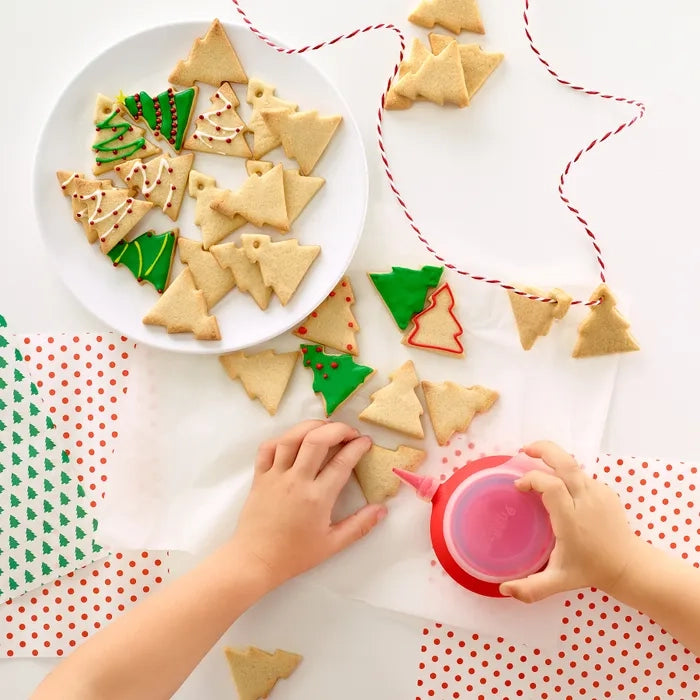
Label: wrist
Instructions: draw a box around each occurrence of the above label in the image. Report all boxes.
[603,537,654,601]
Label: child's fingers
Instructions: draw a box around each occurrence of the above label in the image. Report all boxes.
[254,440,277,474]
[516,469,575,521]
[270,420,327,472]
[499,568,568,603]
[292,422,360,478]
[330,503,387,552]
[317,436,373,495]
[524,441,585,496]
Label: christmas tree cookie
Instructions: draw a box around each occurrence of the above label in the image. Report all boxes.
[572,284,640,358]
[393,41,469,107]
[213,163,290,231]
[107,229,178,293]
[220,349,298,416]
[142,268,220,340]
[178,237,236,310]
[369,265,443,329]
[293,276,359,355]
[188,170,246,249]
[169,19,247,87]
[359,361,424,439]
[404,283,464,357]
[242,234,320,306]
[57,171,114,241]
[114,153,193,221]
[246,160,325,228]
[77,183,154,253]
[0,315,101,601]
[210,243,272,310]
[224,646,301,700]
[422,381,498,445]
[428,33,503,98]
[121,87,198,152]
[409,0,485,34]
[92,94,160,175]
[184,82,252,158]
[508,286,572,350]
[246,78,298,159]
[300,344,374,416]
[260,109,342,175]
[386,39,432,110]
[354,444,426,504]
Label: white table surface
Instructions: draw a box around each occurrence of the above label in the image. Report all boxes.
[3,0,700,696]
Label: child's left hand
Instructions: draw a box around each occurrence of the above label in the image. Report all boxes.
[229,420,386,590]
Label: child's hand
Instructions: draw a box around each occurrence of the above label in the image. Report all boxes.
[230,420,386,590]
[499,441,643,602]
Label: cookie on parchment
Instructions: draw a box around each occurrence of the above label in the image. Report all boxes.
[428,33,503,98]
[188,170,246,250]
[219,349,298,416]
[184,82,251,158]
[359,360,425,439]
[404,283,464,357]
[355,444,426,504]
[422,381,498,445]
[393,40,469,107]
[142,268,220,341]
[572,284,640,358]
[386,39,432,110]
[508,286,571,350]
[246,78,298,159]
[169,19,247,87]
[409,0,485,35]
[260,109,342,175]
[241,234,320,306]
[210,242,272,310]
[178,237,236,310]
[114,153,193,221]
[300,344,375,416]
[212,163,290,231]
[224,646,301,700]
[293,276,359,355]
[246,160,325,228]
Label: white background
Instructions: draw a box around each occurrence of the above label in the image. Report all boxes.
[3,0,700,697]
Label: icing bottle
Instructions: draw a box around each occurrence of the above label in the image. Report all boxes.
[395,453,555,598]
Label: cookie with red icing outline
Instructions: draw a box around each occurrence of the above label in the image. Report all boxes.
[293,276,359,355]
[403,282,464,357]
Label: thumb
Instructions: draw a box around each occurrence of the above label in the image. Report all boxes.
[331,504,387,552]
[499,569,566,603]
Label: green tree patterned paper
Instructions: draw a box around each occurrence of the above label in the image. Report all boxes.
[0,315,102,601]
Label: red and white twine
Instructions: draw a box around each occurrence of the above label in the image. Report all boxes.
[230,0,646,306]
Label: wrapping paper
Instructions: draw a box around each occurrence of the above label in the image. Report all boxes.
[94,275,619,647]
[0,319,101,601]
[416,455,700,697]
[1,333,169,658]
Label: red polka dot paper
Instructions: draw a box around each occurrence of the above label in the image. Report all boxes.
[416,456,700,698]
[1,333,170,658]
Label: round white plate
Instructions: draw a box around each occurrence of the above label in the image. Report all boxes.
[34,21,368,354]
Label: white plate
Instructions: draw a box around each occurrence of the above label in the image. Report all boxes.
[34,21,368,354]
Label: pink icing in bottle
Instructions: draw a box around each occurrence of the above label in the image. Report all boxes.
[395,453,555,598]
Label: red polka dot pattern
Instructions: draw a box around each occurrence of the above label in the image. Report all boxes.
[1,333,170,658]
[416,456,700,698]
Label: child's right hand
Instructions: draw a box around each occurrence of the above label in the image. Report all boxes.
[499,441,644,602]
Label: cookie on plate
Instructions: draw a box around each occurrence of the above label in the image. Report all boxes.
[142,268,220,340]
[210,242,272,310]
[169,19,247,87]
[178,237,236,310]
